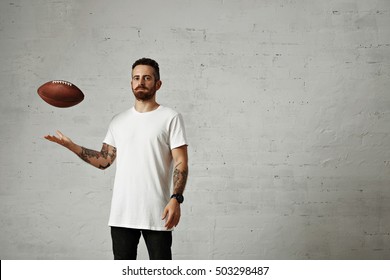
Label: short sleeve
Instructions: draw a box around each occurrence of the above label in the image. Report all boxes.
[103,121,116,147]
[169,113,188,150]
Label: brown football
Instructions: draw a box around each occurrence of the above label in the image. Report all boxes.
[37,80,84,108]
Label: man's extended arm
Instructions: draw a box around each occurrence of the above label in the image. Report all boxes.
[162,145,188,229]
[44,130,116,170]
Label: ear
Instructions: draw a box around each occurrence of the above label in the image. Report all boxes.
[156,80,162,90]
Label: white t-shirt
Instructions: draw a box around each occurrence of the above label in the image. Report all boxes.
[103,106,188,231]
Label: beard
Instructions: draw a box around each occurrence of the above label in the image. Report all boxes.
[132,86,156,101]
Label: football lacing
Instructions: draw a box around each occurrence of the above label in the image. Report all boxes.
[52,80,73,87]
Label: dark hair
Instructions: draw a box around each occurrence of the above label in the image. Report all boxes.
[132,58,160,81]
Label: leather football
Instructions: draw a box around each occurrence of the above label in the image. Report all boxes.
[37,80,84,108]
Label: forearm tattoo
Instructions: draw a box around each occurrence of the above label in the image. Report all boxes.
[78,144,116,170]
[173,162,188,194]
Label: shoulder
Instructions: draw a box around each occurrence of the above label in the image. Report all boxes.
[158,106,181,118]
[109,108,133,125]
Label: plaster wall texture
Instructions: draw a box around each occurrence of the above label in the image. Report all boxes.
[0,0,389,259]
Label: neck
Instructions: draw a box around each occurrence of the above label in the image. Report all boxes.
[134,99,160,113]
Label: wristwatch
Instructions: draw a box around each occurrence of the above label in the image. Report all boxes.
[171,194,184,204]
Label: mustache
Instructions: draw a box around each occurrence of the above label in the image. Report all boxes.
[135,86,148,90]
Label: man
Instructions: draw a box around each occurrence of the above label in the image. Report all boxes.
[45,58,188,260]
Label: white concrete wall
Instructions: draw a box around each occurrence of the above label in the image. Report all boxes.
[1,0,389,259]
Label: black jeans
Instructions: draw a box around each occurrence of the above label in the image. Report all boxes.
[111,226,172,260]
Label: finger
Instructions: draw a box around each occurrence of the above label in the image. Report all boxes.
[56,130,63,140]
[164,212,174,229]
[166,223,174,230]
[44,134,63,145]
[44,135,56,142]
[166,212,181,229]
[164,213,172,227]
[161,208,168,220]
[174,215,181,227]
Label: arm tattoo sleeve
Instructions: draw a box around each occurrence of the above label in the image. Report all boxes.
[173,162,188,194]
[79,147,99,164]
[78,144,116,170]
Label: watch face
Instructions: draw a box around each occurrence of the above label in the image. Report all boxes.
[172,194,184,203]
[177,194,184,203]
